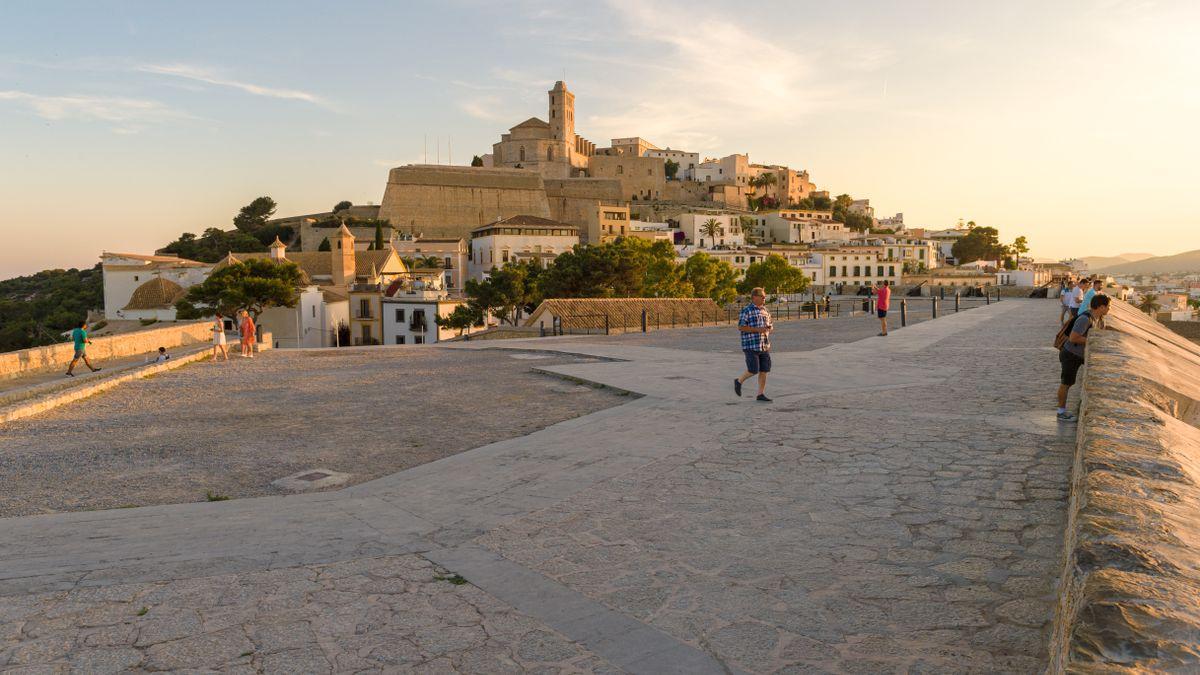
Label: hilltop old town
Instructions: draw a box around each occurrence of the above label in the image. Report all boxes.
[92,80,1131,349]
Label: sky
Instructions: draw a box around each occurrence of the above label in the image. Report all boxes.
[1,0,1198,278]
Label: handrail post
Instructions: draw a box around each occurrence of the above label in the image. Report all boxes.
[986,289,991,305]
[955,292,961,313]
[932,297,939,319]
[900,299,907,327]
[605,313,610,336]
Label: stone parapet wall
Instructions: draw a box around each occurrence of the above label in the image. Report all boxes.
[1049,300,1200,671]
[0,322,212,381]
[1164,320,1200,342]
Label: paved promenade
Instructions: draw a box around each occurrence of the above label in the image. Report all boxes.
[0,299,1074,673]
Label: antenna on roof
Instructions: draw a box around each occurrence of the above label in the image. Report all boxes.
[449,136,452,166]
[424,134,427,164]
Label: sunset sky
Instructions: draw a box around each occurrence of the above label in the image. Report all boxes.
[1,0,1197,277]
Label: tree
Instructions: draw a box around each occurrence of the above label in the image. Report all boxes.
[1137,294,1161,316]
[435,304,483,336]
[463,260,542,325]
[683,252,738,306]
[740,216,760,244]
[0,265,104,352]
[161,227,266,263]
[470,155,484,167]
[318,237,331,252]
[374,221,385,249]
[539,238,676,299]
[738,255,810,295]
[699,218,721,248]
[175,258,304,320]
[951,226,1007,264]
[233,196,278,232]
[664,159,680,180]
[1011,236,1029,257]
[333,200,353,213]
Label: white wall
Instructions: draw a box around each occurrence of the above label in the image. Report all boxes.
[677,214,746,249]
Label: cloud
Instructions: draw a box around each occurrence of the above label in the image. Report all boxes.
[459,96,508,121]
[0,90,188,132]
[136,63,328,106]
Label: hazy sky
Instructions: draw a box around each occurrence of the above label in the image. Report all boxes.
[1,0,1197,277]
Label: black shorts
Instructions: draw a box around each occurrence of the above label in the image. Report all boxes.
[744,349,772,374]
[1060,349,1084,386]
[877,309,888,318]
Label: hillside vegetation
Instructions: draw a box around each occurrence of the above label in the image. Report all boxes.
[0,266,103,352]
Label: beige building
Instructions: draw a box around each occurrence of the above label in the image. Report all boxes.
[750,165,818,206]
[469,215,580,280]
[817,246,902,288]
[101,252,211,321]
[393,236,469,292]
[585,205,632,244]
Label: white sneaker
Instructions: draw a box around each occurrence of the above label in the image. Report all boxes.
[1056,411,1077,423]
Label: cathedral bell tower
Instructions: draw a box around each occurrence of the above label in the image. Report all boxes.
[548,81,574,162]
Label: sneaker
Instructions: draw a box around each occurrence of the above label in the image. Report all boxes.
[90,367,101,372]
[756,394,772,402]
[1056,411,1077,423]
[65,372,74,377]
[877,332,887,336]
[734,379,743,397]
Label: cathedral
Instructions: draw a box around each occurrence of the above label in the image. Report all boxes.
[491,81,597,178]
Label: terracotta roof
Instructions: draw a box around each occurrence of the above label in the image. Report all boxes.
[103,251,208,267]
[211,249,405,283]
[123,277,187,310]
[524,298,722,332]
[511,117,549,130]
[473,215,578,233]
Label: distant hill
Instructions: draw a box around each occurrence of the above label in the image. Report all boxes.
[1080,253,1156,270]
[0,266,103,352]
[1101,249,1200,275]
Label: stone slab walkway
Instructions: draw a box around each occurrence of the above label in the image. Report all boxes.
[0,299,1075,673]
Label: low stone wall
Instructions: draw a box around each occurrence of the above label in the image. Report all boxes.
[1164,320,1200,342]
[1048,300,1200,671]
[0,322,212,381]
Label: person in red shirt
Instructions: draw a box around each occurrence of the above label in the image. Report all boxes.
[875,281,892,336]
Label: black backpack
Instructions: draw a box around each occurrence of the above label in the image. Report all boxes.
[1054,311,1090,350]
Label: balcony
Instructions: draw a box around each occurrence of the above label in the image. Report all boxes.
[354,311,374,320]
[409,321,428,333]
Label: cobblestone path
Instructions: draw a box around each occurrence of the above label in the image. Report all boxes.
[0,299,1074,673]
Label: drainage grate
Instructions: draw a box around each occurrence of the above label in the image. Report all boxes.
[296,471,331,482]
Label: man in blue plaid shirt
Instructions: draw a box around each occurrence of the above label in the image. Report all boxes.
[734,287,773,402]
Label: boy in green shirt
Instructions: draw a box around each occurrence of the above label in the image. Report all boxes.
[65,320,101,377]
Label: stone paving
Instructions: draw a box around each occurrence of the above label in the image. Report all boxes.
[0,299,1075,673]
[0,348,623,516]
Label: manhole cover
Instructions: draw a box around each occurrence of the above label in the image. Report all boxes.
[296,471,330,482]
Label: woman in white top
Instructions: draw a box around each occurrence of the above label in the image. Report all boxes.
[212,312,229,362]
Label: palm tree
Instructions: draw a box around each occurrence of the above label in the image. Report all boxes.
[1137,293,1161,316]
[700,218,721,248]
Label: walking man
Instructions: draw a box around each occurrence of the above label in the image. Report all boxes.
[734,287,773,402]
[1059,279,1072,324]
[1056,293,1110,422]
[65,320,101,377]
[876,281,892,336]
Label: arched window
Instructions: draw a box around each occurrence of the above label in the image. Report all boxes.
[547,147,554,161]
[616,165,624,175]
[519,146,526,162]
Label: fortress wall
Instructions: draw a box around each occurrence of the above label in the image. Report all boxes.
[544,178,623,226]
[0,321,213,381]
[378,165,551,239]
[1048,300,1200,671]
[588,155,667,201]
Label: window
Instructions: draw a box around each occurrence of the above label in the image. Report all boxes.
[312,306,316,318]
[361,324,371,341]
[502,250,510,263]
[395,335,404,344]
[829,266,837,277]
[410,309,427,333]
[889,266,895,276]
[519,146,526,162]
[414,336,425,344]
[359,299,371,319]
[854,266,861,276]
[617,165,624,174]
[395,308,405,322]
[842,266,848,276]
[547,147,554,161]
[877,266,884,277]
[134,275,139,281]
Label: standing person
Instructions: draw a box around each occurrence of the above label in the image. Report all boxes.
[1056,294,1110,422]
[64,320,101,377]
[211,312,229,362]
[238,310,257,358]
[1065,278,1084,321]
[1065,277,1075,321]
[734,287,773,402]
[875,281,892,336]
[1079,278,1101,317]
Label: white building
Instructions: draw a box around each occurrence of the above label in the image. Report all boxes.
[380,284,480,345]
[676,213,746,249]
[101,252,212,321]
[646,148,699,180]
[877,213,904,229]
[855,236,940,270]
[469,215,580,280]
[694,154,751,186]
[759,213,851,245]
[815,246,903,288]
[996,266,1054,287]
[393,236,468,292]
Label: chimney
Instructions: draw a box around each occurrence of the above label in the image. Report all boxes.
[332,224,356,287]
[269,236,287,261]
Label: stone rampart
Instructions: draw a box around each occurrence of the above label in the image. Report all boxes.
[378,165,551,239]
[1165,320,1200,342]
[1049,300,1200,671]
[0,322,212,381]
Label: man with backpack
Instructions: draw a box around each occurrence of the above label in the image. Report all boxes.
[1055,293,1110,422]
